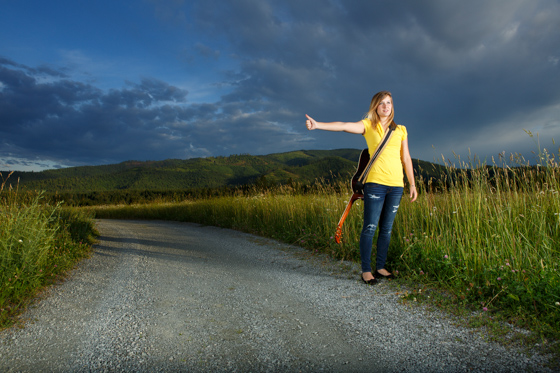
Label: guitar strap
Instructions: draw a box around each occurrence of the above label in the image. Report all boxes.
[357,124,396,185]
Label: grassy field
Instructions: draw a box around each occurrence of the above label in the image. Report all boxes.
[2,144,559,357]
[0,173,98,328]
[88,150,560,353]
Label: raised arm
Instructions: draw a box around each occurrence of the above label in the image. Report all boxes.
[305,114,365,135]
[400,138,418,202]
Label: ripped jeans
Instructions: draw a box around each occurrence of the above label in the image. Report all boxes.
[359,183,403,273]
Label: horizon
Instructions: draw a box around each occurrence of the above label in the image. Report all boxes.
[2,145,554,175]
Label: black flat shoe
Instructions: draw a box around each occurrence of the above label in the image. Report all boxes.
[361,275,378,285]
[374,270,395,280]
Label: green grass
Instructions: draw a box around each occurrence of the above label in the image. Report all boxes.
[390,149,560,357]
[88,148,560,354]
[3,140,557,357]
[0,173,98,328]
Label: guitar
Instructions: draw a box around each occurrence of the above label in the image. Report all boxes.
[334,149,369,244]
[334,124,395,244]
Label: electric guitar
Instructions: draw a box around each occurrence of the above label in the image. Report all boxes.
[334,124,395,244]
[334,149,368,244]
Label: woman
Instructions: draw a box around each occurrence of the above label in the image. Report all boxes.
[305,91,417,285]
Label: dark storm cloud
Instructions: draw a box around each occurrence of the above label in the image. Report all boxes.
[2,0,560,171]
[191,0,560,161]
[0,59,205,166]
[0,57,307,168]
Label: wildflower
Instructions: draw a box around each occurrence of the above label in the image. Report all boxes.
[497,277,501,281]
[420,270,425,275]
[483,307,488,312]
[18,239,23,243]
[444,255,448,259]
[506,263,510,266]
[556,302,560,306]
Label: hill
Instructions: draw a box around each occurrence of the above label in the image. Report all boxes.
[2,149,444,193]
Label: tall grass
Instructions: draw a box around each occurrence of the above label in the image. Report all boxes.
[89,147,559,343]
[91,184,350,255]
[392,150,559,339]
[0,173,97,328]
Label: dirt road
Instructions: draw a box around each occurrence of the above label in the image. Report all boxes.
[0,220,554,372]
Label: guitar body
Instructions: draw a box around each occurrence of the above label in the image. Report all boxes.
[351,149,370,195]
[335,149,369,244]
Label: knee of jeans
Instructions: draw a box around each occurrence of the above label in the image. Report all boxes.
[379,225,393,235]
[362,223,377,235]
[379,219,396,234]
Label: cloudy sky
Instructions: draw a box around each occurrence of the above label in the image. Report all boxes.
[1,0,559,171]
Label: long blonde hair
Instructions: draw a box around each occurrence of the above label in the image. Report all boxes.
[366,91,397,129]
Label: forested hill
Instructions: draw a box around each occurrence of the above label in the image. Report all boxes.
[3,149,443,193]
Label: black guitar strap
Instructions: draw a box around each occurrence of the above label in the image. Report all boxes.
[358,124,396,185]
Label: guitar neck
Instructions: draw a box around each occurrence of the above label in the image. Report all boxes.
[334,193,363,244]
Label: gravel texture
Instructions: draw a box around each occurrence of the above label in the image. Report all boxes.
[0,219,557,372]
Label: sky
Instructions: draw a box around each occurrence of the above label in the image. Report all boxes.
[1,0,560,171]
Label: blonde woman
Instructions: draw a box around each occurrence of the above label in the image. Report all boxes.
[305,91,417,284]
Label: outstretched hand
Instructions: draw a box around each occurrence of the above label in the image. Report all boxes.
[305,114,317,130]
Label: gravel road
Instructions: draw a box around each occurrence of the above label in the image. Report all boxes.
[0,219,557,372]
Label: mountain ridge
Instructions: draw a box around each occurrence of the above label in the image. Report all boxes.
[3,149,443,193]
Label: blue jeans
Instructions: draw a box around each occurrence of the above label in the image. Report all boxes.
[359,183,403,273]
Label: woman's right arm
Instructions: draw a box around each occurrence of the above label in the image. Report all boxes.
[305,114,365,135]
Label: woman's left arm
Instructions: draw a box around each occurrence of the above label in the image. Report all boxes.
[401,138,418,202]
